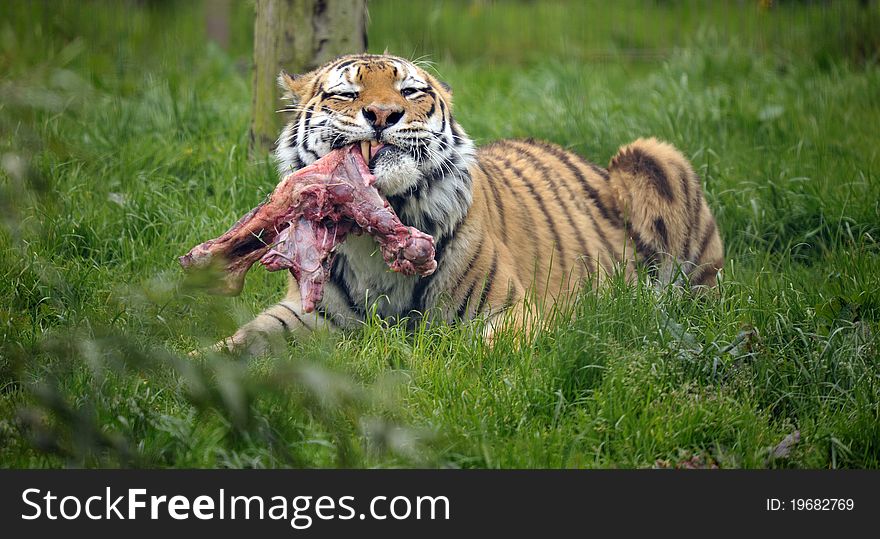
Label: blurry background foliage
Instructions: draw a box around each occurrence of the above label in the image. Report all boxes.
[0,0,878,468]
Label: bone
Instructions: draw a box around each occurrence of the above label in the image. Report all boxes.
[179,144,436,312]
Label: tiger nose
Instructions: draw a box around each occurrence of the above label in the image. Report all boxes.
[362,104,404,130]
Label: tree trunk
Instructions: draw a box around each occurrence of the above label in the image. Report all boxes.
[249,0,368,159]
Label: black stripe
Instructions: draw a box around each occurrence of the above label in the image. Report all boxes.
[456,280,477,319]
[330,255,364,316]
[503,285,517,309]
[438,99,447,134]
[480,156,530,201]
[462,235,486,272]
[409,276,435,315]
[654,218,669,249]
[314,307,338,327]
[480,156,540,265]
[476,253,498,313]
[299,102,320,162]
[640,216,666,281]
[323,55,380,79]
[501,141,583,239]
[434,214,465,262]
[302,146,319,162]
[693,217,717,266]
[409,217,467,314]
[566,146,611,181]
[265,313,288,330]
[305,74,321,98]
[492,154,567,265]
[450,121,465,141]
[529,140,623,228]
[679,165,692,256]
[687,185,704,261]
[436,134,449,152]
[278,302,306,326]
[420,215,439,240]
[630,229,656,260]
[415,166,445,201]
[505,141,608,274]
[477,162,508,242]
[281,124,304,170]
[386,194,406,215]
[629,230,657,264]
[328,58,358,72]
[613,147,674,201]
[303,101,316,127]
[452,234,486,293]
[627,223,659,274]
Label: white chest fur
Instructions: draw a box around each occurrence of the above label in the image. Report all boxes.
[335,233,419,318]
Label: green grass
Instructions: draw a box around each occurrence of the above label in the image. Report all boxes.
[1,0,878,468]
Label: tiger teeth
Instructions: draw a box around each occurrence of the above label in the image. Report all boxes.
[360,141,370,163]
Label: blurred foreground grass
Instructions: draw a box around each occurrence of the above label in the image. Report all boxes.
[0,0,878,468]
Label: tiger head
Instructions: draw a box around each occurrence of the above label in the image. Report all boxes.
[274,54,475,238]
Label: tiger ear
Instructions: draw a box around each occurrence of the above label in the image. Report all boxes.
[277,69,309,103]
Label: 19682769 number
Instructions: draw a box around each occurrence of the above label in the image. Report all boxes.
[791,498,854,511]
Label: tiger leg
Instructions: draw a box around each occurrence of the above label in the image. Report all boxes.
[482,299,540,346]
[206,274,333,357]
[607,137,724,287]
[479,275,570,346]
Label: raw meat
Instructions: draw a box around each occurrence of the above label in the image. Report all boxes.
[179,144,436,312]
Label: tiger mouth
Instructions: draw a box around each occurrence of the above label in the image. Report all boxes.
[359,140,386,164]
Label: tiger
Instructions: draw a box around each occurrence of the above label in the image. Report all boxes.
[213,53,724,355]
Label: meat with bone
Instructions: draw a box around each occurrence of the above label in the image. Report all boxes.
[179,144,436,312]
